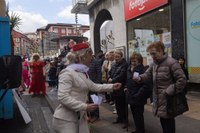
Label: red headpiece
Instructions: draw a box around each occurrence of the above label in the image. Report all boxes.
[71,43,89,51]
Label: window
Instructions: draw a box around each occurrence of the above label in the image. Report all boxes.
[127,6,170,65]
[53,28,58,33]
[67,29,72,34]
[61,29,66,34]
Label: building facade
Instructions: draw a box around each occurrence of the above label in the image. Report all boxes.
[12,30,32,58]
[36,23,90,58]
[71,0,200,87]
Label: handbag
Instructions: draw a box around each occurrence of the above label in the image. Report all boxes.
[167,92,189,117]
[166,62,189,117]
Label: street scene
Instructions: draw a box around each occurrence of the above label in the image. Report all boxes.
[0,89,200,133]
[1,0,200,133]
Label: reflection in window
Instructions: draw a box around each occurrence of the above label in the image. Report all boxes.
[127,6,171,65]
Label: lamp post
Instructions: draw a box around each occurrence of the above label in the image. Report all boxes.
[41,32,44,58]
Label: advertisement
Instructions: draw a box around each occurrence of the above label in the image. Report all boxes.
[124,0,168,21]
[186,0,200,82]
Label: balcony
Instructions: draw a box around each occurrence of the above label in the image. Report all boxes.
[71,0,100,14]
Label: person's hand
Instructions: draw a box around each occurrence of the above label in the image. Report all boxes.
[86,104,99,112]
[133,76,141,83]
[112,83,122,90]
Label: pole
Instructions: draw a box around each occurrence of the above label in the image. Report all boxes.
[75,13,78,36]
[41,33,44,58]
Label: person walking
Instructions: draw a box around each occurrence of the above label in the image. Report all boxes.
[126,52,152,133]
[29,53,46,95]
[133,41,186,133]
[52,43,122,133]
[22,56,30,89]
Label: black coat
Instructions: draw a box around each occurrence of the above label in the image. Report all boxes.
[126,64,152,105]
[108,58,128,96]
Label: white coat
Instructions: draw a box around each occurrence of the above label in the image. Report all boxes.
[53,67,113,133]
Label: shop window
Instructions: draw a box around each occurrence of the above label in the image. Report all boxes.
[185,0,200,82]
[127,6,171,65]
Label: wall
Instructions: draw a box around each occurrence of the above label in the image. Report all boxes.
[89,0,127,55]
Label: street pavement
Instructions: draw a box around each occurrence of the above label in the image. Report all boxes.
[46,90,200,133]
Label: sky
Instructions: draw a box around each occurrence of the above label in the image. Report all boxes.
[5,0,89,33]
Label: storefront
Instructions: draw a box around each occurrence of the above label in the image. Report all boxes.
[124,0,200,84]
[124,0,170,65]
[185,0,200,83]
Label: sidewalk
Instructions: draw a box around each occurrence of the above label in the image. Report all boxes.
[46,89,200,133]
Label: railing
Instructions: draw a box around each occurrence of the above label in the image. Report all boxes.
[72,0,87,6]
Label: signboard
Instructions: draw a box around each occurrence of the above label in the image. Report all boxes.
[124,0,169,21]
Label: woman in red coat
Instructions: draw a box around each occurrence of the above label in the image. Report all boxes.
[29,53,46,95]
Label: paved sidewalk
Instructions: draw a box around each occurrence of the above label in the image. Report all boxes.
[46,90,200,133]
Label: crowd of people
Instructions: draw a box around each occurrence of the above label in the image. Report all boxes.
[19,41,188,133]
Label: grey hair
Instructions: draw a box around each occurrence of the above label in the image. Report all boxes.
[66,48,91,65]
[114,49,123,57]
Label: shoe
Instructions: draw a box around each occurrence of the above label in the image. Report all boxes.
[122,124,128,129]
[103,100,108,103]
[109,101,114,105]
[111,104,115,107]
[113,110,117,114]
[90,117,99,123]
[112,120,122,124]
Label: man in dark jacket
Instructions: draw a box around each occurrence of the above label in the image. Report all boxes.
[108,49,128,127]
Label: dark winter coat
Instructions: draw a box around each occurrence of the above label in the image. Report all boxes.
[126,64,152,105]
[108,58,128,96]
[88,58,102,83]
[140,55,186,118]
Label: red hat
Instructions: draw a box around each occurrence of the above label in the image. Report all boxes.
[71,43,89,51]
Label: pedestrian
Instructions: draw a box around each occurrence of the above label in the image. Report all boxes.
[87,56,102,122]
[101,52,110,103]
[108,49,128,128]
[106,50,115,105]
[126,52,152,133]
[22,56,30,89]
[133,41,186,133]
[48,61,57,88]
[52,43,122,133]
[178,57,189,94]
[29,53,46,96]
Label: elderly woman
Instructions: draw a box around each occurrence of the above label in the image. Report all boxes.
[29,53,46,95]
[126,52,152,133]
[52,43,121,133]
[134,41,186,133]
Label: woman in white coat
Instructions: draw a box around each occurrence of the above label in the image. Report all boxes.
[52,43,122,133]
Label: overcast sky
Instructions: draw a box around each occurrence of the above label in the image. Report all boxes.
[5,0,89,33]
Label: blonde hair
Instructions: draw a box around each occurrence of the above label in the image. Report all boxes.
[31,53,40,62]
[66,48,92,65]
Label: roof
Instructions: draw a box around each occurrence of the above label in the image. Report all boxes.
[51,35,88,43]
[45,23,89,30]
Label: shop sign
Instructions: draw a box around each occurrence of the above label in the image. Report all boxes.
[124,0,168,21]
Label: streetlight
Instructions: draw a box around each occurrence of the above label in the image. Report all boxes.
[41,32,44,58]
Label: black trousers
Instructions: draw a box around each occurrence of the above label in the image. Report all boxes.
[160,117,175,133]
[130,105,145,133]
[115,94,126,122]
